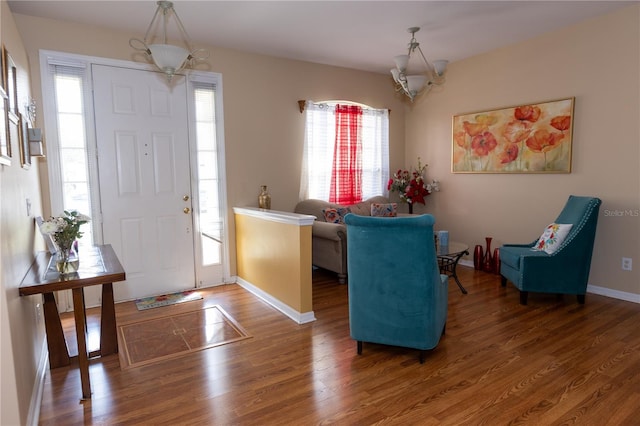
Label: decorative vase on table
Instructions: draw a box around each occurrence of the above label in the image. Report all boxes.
[482,237,494,273]
[258,185,271,209]
[55,240,79,275]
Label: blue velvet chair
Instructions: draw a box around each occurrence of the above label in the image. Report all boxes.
[344,214,448,363]
[500,195,602,305]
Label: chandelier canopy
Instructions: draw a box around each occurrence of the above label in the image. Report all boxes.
[390,27,448,102]
[129,1,207,81]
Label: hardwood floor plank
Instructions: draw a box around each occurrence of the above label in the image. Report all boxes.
[37,267,640,424]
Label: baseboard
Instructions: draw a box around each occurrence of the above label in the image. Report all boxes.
[459,260,638,304]
[587,284,640,304]
[235,277,316,324]
[26,341,48,426]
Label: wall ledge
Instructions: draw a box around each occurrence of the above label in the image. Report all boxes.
[233,207,315,226]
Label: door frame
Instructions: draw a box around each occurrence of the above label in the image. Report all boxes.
[39,50,231,308]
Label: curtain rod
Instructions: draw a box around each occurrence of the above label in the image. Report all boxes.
[298,100,391,115]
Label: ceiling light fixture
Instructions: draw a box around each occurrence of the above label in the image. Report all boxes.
[129,1,207,81]
[390,27,448,102]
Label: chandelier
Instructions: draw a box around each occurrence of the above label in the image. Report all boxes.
[129,1,207,81]
[390,27,448,102]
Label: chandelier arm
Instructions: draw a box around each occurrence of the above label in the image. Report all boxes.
[142,5,164,44]
[172,8,195,52]
[416,45,435,77]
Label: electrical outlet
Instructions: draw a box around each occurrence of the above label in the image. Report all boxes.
[622,257,632,271]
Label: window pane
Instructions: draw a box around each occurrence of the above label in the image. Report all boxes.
[60,148,88,182]
[58,114,86,148]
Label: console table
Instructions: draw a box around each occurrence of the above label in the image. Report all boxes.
[19,244,126,400]
[437,241,469,294]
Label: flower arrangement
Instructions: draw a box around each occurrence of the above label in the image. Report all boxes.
[40,210,91,253]
[387,157,439,212]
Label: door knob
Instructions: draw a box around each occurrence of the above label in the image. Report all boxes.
[183,207,191,214]
[183,195,190,201]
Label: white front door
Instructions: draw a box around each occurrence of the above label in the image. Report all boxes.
[92,65,195,300]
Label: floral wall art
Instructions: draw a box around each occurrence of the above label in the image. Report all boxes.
[452,98,574,173]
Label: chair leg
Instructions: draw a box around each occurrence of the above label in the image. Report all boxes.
[442,324,446,336]
[520,291,528,305]
[501,276,507,287]
[419,350,426,364]
[357,341,363,355]
[577,294,585,304]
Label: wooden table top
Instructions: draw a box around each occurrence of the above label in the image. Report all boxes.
[19,244,126,296]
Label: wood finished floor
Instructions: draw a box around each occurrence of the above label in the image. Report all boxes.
[39,267,640,425]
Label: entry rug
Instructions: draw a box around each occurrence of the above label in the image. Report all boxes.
[119,305,251,369]
[134,290,203,311]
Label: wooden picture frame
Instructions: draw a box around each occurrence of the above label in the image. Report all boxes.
[0,92,10,166]
[18,113,30,169]
[452,97,574,173]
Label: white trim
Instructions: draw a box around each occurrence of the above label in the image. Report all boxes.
[235,277,316,324]
[26,341,48,426]
[587,284,640,304]
[233,207,316,226]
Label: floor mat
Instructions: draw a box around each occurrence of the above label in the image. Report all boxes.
[134,290,203,311]
[118,305,251,368]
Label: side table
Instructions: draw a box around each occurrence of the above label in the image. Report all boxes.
[436,241,469,294]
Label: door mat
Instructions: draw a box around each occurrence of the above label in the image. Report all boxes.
[118,305,251,369]
[134,290,203,311]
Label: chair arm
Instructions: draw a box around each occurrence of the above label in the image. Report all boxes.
[312,221,347,242]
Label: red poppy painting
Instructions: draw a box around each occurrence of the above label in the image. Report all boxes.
[452,98,574,173]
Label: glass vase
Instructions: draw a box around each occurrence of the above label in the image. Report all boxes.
[258,185,271,209]
[55,242,79,275]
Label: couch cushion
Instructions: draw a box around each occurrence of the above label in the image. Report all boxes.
[322,207,351,224]
[370,203,398,217]
[534,223,573,254]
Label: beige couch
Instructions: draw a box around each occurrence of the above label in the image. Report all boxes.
[294,196,390,283]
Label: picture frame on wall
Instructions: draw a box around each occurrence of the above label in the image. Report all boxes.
[0,92,10,166]
[18,113,30,169]
[452,97,574,173]
[5,50,18,116]
[0,45,6,93]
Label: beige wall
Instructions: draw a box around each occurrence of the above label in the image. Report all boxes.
[406,5,640,297]
[1,2,47,425]
[13,12,407,277]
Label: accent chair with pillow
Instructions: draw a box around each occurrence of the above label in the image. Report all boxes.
[500,195,602,305]
[345,214,448,363]
[294,196,390,283]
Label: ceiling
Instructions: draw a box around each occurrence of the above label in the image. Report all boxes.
[7,1,634,74]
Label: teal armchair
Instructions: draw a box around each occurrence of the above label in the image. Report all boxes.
[344,214,448,363]
[500,195,602,305]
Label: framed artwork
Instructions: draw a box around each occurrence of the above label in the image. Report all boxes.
[0,93,10,166]
[5,51,18,116]
[18,113,30,169]
[0,45,5,93]
[452,97,574,173]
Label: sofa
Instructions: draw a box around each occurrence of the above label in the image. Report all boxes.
[294,196,390,283]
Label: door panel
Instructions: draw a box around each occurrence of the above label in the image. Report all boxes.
[92,65,195,301]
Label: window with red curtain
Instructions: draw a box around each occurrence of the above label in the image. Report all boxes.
[300,101,389,204]
[330,104,363,204]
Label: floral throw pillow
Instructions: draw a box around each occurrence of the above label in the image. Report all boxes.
[370,203,398,217]
[534,223,573,254]
[322,207,351,224]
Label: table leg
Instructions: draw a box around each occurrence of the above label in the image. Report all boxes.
[43,292,70,368]
[438,250,469,294]
[72,287,91,399]
[100,283,118,355]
